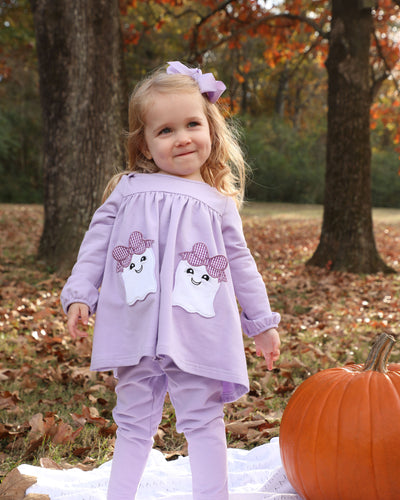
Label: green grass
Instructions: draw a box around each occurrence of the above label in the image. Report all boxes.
[1,202,400,479]
[242,201,400,222]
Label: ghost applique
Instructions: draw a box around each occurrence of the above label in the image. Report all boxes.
[172,242,228,318]
[112,231,157,305]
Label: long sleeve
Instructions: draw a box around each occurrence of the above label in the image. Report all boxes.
[221,197,280,337]
[60,172,264,400]
[60,180,125,315]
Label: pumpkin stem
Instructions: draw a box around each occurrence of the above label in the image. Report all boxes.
[363,333,396,373]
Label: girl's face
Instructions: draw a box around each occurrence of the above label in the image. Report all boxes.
[142,91,212,181]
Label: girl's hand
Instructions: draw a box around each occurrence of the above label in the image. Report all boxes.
[254,328,280,370]
[67,302,89,339]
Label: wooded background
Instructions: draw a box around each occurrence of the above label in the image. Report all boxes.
[1,0,400,273]
[1,1,400,481]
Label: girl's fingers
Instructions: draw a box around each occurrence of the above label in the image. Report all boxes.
[67,304,89,339]
[79,307,89,326]
[265,353,273,371]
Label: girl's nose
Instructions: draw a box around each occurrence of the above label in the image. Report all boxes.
[175,131,191,146]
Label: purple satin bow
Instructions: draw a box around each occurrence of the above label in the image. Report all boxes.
[112,231,153,272]
[166,61,226,103]
[179,242,228,282]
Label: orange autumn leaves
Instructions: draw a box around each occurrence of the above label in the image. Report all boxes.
[1,204,400,478]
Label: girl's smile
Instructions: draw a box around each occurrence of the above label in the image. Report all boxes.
[143,91,212,181]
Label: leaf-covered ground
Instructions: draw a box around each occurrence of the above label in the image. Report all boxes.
[1,203,400,481]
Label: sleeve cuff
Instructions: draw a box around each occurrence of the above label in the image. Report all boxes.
[241,311,281,337]
[60,279,99,315]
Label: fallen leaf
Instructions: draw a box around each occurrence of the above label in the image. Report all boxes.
[72,447,91,457]
[52,422,82,445]
[98,422,117,437]
[39,457,63,470]
[0,391,21,410]
[225,419,267,437]
[28,414,45,439]
[24,494,50,499]
[0,468,37,500]
[153,428,165,447]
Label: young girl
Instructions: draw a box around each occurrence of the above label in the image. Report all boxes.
[61,61,281,500]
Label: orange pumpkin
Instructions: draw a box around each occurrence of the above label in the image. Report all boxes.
[279,333,400,500]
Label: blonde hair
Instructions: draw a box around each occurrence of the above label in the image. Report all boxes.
[103,66,248,206]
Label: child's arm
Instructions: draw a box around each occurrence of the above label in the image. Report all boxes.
[254,328,280,370]
[67,302,90,339]
[61,175,128,316]
[221,198,281,369]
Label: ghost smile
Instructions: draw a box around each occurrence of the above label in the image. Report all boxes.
[190,278,201,286]
[135,265,144,273]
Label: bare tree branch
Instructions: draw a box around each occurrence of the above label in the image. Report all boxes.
[223,10,330,40]
[187,3,330,63]
[275,12,330,40]
[372,29,400,96]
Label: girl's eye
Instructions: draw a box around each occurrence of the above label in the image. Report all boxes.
[159,127,172,135]
[186,268,194,274]
[188,121,200,128]
[202,274,210,281]
[140,256,147,262]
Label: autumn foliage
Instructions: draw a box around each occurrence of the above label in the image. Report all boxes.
[117,0,400,165]
[1,203,399,483]
[1,0,399,209]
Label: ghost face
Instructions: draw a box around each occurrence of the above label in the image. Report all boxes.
[172,261,221,318]
[121,248,157,305]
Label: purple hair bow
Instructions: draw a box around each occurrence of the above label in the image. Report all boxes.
[166,61,226,103]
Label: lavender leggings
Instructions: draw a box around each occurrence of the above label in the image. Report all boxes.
[107,355,229,500]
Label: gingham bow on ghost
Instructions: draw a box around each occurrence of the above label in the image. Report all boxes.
[112,231,153,272]
[166,61,226,103]
[179,242,228,282]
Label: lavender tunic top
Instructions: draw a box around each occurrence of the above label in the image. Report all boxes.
[61,173,280,402]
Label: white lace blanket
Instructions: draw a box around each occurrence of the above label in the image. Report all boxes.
[18,437,301,500]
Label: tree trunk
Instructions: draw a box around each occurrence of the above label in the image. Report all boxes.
[274,65,289,118]
[307,0,393,274]
[30,0,126,273]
